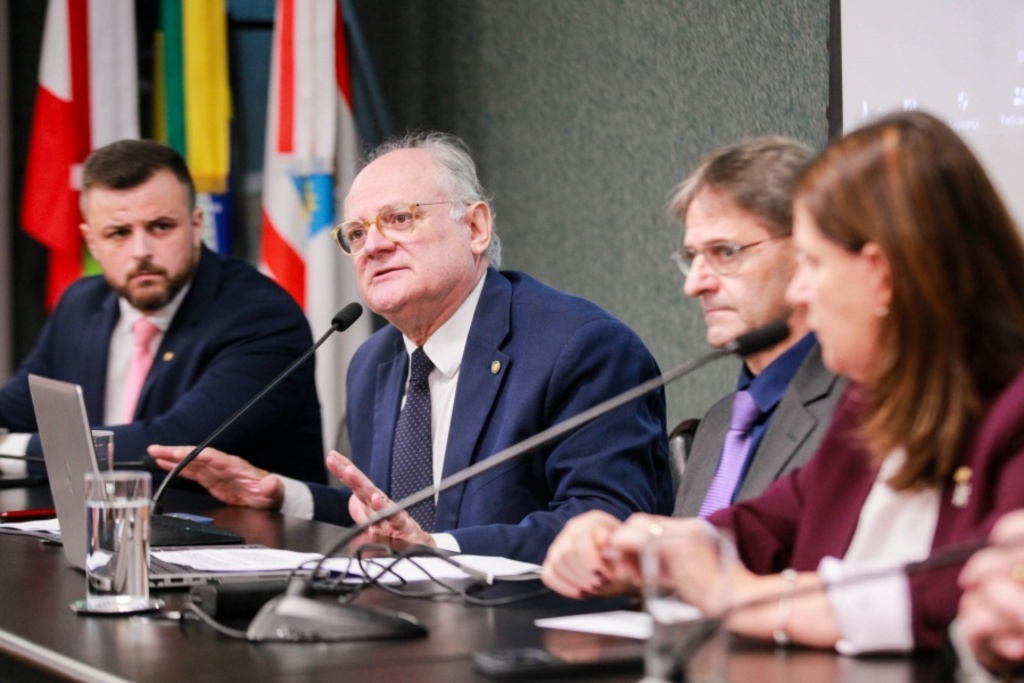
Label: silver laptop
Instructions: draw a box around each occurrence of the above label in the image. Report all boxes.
[28,374,304,588]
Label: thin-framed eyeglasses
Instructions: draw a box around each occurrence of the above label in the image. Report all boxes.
[332,201,460,255]
[671,236,789,276]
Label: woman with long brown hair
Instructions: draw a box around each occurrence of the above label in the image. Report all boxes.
[589,110,1024,653]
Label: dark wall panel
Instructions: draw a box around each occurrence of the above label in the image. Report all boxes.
[349,0,830,423]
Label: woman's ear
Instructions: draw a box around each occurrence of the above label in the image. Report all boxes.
[860,242,892,311]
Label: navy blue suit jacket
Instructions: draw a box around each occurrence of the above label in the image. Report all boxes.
[310,269,671,563]
[0,246,326,483]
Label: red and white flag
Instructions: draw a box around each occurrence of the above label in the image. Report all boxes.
[261,0,370,451]
[22,0,138,310]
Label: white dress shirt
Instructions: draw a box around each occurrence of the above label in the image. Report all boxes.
[819,449,940,654]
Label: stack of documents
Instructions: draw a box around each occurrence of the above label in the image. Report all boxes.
[0,517,61,541]
[150,547,543,584]
[1,517,543,584]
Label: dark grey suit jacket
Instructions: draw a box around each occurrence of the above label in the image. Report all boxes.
[673,342,845,517]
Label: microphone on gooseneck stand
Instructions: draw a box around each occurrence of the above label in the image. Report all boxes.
[0,454,45,463]
[151,302,364,511]
[241,320,791,643]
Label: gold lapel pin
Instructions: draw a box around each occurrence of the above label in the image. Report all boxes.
[490,360,501,375]
[952,466,972,508]
[162,351,174,362]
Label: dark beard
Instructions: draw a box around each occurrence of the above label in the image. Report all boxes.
[117,256,198,312]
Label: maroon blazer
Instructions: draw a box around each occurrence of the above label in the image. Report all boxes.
[710,370,1024,650]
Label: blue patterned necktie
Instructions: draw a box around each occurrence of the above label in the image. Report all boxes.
[390,347,436,531]
[698,390,761,518]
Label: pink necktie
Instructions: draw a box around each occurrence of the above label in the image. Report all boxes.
[122,317,160,423]
[698,390,761,518]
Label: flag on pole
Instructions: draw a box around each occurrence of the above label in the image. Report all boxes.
[152,0,232,253]
[261,0,371,452]
[21,0,139,310]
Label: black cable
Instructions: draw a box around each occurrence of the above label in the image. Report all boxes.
[345,544,554,607]
[461,582,553,607]
[183,603,250,640]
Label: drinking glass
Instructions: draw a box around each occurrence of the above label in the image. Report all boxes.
[640,524,735,683]
[91,430,114,471]
[83,471,154,613]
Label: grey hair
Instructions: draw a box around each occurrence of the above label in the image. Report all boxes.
[368,131,501,267]
[669,136,814,238]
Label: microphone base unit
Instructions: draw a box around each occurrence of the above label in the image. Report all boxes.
[189,580,292,621]
[245,593,428,643]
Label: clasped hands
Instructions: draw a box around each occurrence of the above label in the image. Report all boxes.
[147,445,435,547]
[958,510,1024,675]
[541,511,730,606]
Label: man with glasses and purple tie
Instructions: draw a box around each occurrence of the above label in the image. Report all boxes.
[542,137,845,598]
[150,131,671,564]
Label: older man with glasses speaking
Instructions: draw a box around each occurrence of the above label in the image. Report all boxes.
[150,131,671,564]
[543,137,846,598]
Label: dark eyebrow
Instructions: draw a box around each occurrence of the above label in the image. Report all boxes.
[686,239,738,250]
[100,223,131,233]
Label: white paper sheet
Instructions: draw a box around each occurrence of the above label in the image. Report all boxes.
[0,517,61,534]
[535,610,653,640]
[152,547,323,572]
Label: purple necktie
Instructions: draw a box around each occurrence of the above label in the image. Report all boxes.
[698,390,761,518]
[390,347,436,531]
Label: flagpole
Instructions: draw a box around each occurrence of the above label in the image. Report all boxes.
[340,0,394,140]
[0,0,11,377]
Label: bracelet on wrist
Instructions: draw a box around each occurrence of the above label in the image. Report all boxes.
[773,568,798,647]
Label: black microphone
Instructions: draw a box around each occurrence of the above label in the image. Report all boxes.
[0,453,45,464]
[151,302,364,508]
[242,320,790,643]
[723,319,789,356]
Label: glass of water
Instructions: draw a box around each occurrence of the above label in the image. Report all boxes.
[641,523,736,683]
[91,430,115,471]
[83,471,153,614]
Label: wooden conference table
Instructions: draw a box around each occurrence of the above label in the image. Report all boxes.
[0,484,945,682]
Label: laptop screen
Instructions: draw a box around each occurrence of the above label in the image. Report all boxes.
[27,374,102,570]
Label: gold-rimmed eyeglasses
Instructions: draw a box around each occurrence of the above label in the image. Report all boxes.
[671,236,788,276]
[331,201,460,255]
